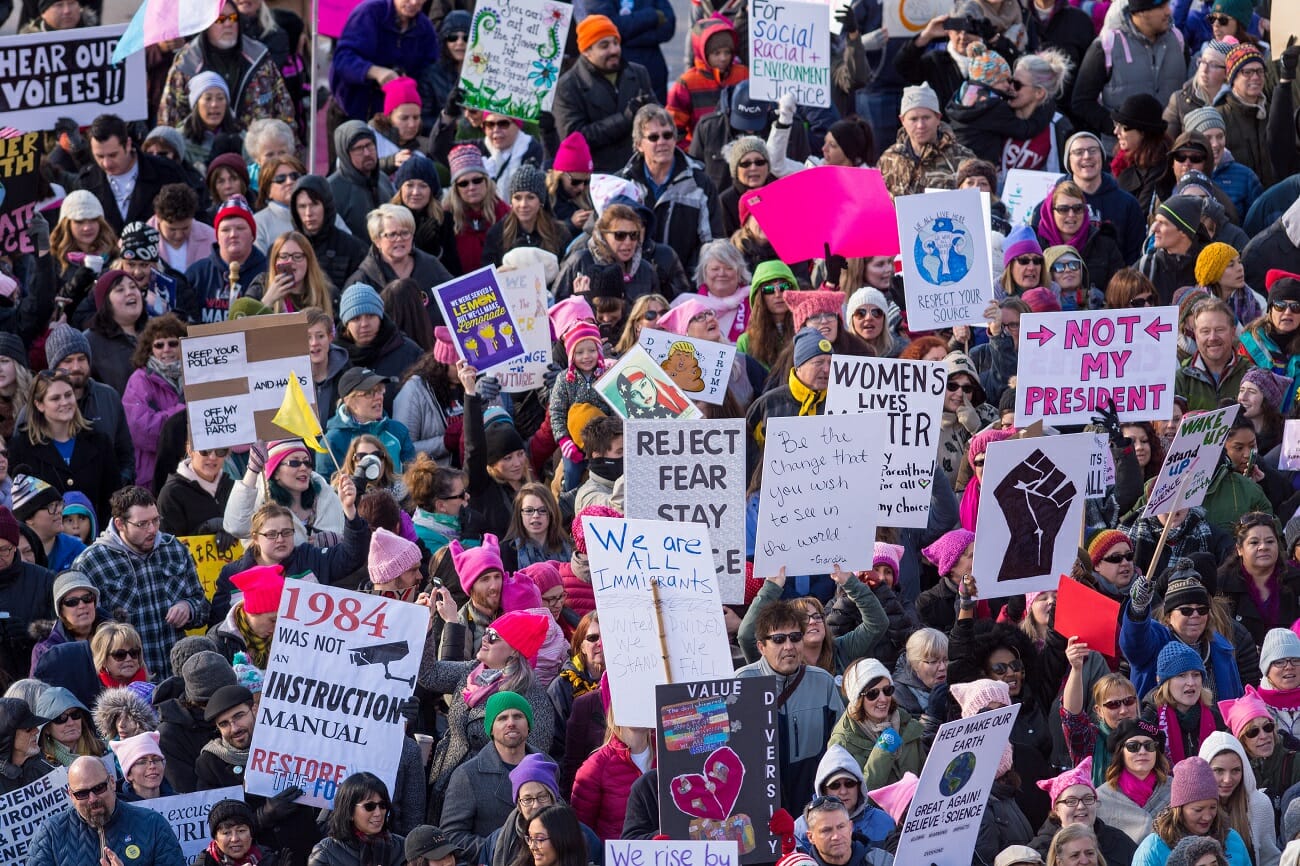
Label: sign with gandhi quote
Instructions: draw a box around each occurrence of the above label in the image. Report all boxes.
[626,419,746,603]
[895,189,993,331]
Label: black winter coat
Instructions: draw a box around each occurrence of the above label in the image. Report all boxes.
[824,580,915,668]
[71,153,189,233]
[290,174,369,299]
[344,246,450,330]
[0,557,55,680]
[334,318,424,414]
[1217,556,1300,649]
[552,58,656,173]
[1028,817,1136,866]
[156,698,215,793]
[9,426,121,522]
[894,37,964,114]
[1243,220,1300,294]
[157,470,234,536]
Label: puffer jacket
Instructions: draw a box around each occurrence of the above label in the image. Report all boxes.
[571,735,654,841]
[329,121,396,239]
[122,367,186,492]
[27,799,184,866]
[666,17,749,144]
[393,376,452,466]
[159,35,295,130]
[320,406,415,474]
[92,686,159,743]
[308,834,405,866]
[877,124,976,197]
[617,149,722,274]
[1199,732,1281,866]
[290,174,369,295]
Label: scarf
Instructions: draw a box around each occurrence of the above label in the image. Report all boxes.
[1091,721,1113,786]
[560,655,599,697]
[235,607,272,668]
[946,41,973,77]
[201,734,250,768]
[177,458,222,497]
[857,710,901,742]
[959,477,981,531]
[461,662,507,707]
[354,830,393,866]
[571,551,591,583]
[1158,702,1214,764]
[1225,288,1263,328]
[414,508,460,541]
[694,287,749,342]
[147,356,184,398]
[787,368,825,416]
[1256,685,1300,711]
[1244,565,1282,630]
[205,840,264,865]
[1116,768,1158,807]
[1036,195,1092,252]
[47,738,80,767]
[99,666,148,689]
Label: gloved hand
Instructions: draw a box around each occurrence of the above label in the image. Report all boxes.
[542,362,563,390]
[1091,396,1128,449]
[1283,35,1299,82]
[624,92,654,120]
[875,728,902,753]
[214,530,239,556]
[1129,572,1153,616]
[257,786,304,824]
[444,87,465,118]
[560,438,584,463]
[476,375,502,401]
[246,441,269,476]
[777,92,796,126]
[835,3,858,37]
[25,210,49,255]
[538,111,556,135]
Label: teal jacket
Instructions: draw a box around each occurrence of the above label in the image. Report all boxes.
[319,406,416,474]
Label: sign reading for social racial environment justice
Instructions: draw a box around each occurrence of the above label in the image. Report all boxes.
[245,582,429,808]
[638,329,737,406]
[456,0,573,122]
[0,25,146,129]
[895,705,1019,866]
[1144,404,1239,518]
[136,787,243,865]
[584,516,733,729]
[752,413,885,577]
[895,189,994,331]
[749,0,831,107]
[626,419,746,603]
[973,433,1094,597]
[826,356,947,527]
[432,266,527,375]
[496,264,553,393]
[1014,306,1178,427]
[0,766,70,864]
[655,677,781,863]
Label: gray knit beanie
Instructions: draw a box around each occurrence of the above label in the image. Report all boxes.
[181,651,236,704]
[726,136,769,177]
[43,324,91,370]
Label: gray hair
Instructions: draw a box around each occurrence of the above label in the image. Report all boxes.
[244,119,295,163]
[366,203,416,243]
[905,627,948,670]
[633,105,675,144]
[693,239,752,287]
[1015,49,1073,100]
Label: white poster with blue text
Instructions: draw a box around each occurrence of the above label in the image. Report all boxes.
[895,188,993,332]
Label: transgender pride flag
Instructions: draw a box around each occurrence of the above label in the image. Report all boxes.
[112,0,224,63]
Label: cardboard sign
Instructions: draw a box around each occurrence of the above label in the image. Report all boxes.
[825,356,947,527]
[1000,168,1059,229]
[882,0,953,37]
[752,413,885,577]
[495,264,553,393]
[743,167,899,263]
[638,330,737,406]
[181,312,313,450]
[0,766,70,864]
[748,0,832,107]
[0,130,41,257]
[432,266,528,374]
[1014,307,1178,427]
[594,346,702,421]
[1144,405,1238,518]
[895,705,1019,866]
[245,583,429,808]
[1271,7,1300,61]
[457,0,572,121]
[607,840,740,866]
[895,189,994,331]
[973,434,1093,598]
[1054,576,1120,659]
[583,516,733,728]
[0,26,146,129]
[655,678,780,863]
[136,787,243,865]
[625,419,746,603]
[177,534,245,637]
[1282,419,1300,471]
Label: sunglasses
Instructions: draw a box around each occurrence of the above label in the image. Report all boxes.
[1273,300,1300,314]
[825,778,860,791]
[852,308,885,319]
[1014,255,1044,266]
[566,176,590,187]
[1172,152,1206,164]
[761,281,792,294]
[198,447,231,457]
[485,629,503,644]
[607,230,641,242]
[946,382,974,393]
[1206,13,1232,25]
[1244,722,1276,738]
[1174,605,1210,617]
[737,158,768,169]
[643,309,662,321]
[272,171,302,185]
[358,800,390,812]
[762,631,804,645]
[1051,260,1083,273]
[643,131,676,143]
[282,458,312,469]
[1101,550,1135,563]
[1124,739,1159,753]
[214,11,239,24]
[861,684,895,701]
[1100,694,1138,711]
[1053,204,1086,215]
[1130,295,1156,307]
[110,647,141,661]
[447,31,468,42]
[53,709,84,724]
[990,660,1025,675]
[584,633,602,643]
[456,176,486,189]
[152,339,181,350]
[483,119,514,130]
[61,593,96,608]
[70,780,111,801]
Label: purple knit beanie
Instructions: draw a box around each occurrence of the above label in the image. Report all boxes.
[509,753,561,801]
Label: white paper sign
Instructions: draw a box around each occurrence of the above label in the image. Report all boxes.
[1001,168,1060,228]
[607,840,740,866]
[826,355,947,527]
[456,0,573,121]
[182,332,246,385]
[637,330,737,406]
[1282,420,1300,472]
[881,0,952,37]
[752,413,885,576]
[246,582,429,808]
[625,419,746,603]
[1144,405,1239,518]
[245,360,314,412]
[895,705,1020,866]
[583,516,733,728]
[1086,432,1117,500]
[496,264,553,393]
[1014,306,1178,427]
[0,766,70,864]
[973,434,1092,597]
[136,787,243,865]
[749,0,832,108]
[0,26,148,130]
[895,189,993,331]
[188,395,257,446]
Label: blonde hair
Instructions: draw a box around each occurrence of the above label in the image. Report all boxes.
[266,231,334,318]
[90,622,143,672]
[25,372,89,445]
[445,172,503,234]
[1047,824,1106,866]
[905,628,948,670]
[51,216,118,265]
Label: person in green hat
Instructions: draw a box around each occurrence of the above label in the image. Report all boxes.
[737,259,797,371]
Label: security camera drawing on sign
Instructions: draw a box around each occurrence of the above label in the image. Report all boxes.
[349,640,415,687]
[912,216,970,286]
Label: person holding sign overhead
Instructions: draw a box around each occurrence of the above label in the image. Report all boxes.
[222,439,348,551]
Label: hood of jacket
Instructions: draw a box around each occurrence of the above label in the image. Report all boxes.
[689,16,738,73]
[1198,731,1259,797]
[813,744,867,814]
[325,342,350,379]
[333,121,378,185]
[62,491,98,539]
[92,687,158,741]
[93,519,164,562]
[290,174,341,240]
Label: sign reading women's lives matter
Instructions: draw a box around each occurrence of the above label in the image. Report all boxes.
[895,189,993,331]
[495,264,552,393]
[638,330,737,406]
[1144,404,1239,517]
[625,419,746,603]
[432,266,527,374]
[584,516,733,729]
[1014,307,1179,427]
[752,413,885,577]
[749,0,832,107]
[457,0,573,122]
[826,356,947,527]
[973,433,1094,597]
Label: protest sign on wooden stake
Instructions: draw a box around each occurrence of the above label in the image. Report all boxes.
[1144,405,1238,517]
[625,419,746,602]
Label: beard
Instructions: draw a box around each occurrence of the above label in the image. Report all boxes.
[210,31,239,50]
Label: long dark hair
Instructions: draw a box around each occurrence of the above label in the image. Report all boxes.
[381,278,435,351]
[327,772,391,841]
[402,352,460,409]
[743,292,793,370]
[89,272,148,338]
[509,805,586,866]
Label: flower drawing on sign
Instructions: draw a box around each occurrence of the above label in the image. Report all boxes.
[912,215,971,286]
[529,59,558,89]
[468,50,491,75]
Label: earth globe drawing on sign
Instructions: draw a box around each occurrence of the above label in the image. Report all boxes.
[912,215,970,286]
[939,752,977,796]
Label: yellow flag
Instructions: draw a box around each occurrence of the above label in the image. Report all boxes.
[272,370,326,453]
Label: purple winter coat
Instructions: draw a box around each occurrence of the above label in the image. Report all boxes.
[122,367,185,492]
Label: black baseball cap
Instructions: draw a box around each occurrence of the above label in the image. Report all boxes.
[338,367,390,397]
[405,826,458,861]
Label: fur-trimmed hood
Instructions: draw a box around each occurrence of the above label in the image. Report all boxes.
[92,687,159,741]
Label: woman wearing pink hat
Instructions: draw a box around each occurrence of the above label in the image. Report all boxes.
[1221,683,1300,821]
[371,77,427,173]
[654,296,765,413]
[208,564,287,666]
[1029,757,1137,865]
[547,133,595,232]
[1131,756,1251,866]
[111,731,173,801]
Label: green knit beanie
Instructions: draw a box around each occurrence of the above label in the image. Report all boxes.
[484,690,534,736]
[749,259,798,305]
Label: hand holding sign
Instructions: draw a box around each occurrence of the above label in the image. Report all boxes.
[993,449,1078,581]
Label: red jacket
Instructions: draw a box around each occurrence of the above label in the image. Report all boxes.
[666,16,748,145]
[571,736,655,840]
[560,563,595,616]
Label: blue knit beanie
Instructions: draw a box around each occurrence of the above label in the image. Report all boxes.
[393,152,442,198]
[1157,641,1206,683]
[339,283,385,325]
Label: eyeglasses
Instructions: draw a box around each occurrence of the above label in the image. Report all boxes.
[1172,152,1206,164]
[825,778,860,791]
[852,308,885,320]
[43,500,63,515]
[689,311,717,324]
[123,517,161,529]
[1057,794,1098,808]
[520,507,548,517]
[1014,255,1044,266]
[61,593,96,608]
[1243,721,1276,738]
[1051,260,1082,273]
[257,529,295,540]
[152,339,181,350]
[1130,295,1155,307]
[643,131,676,143]
[272,171,302,185]
[606,230,641,242]
[1124,739,1159,753]
[1053,204,1086,215]
[198,447,231,457]
[761,631,804,645]
[989,659,1025,675]
[213,11,239,24]
[1174,605,1210,617]
[861,684,895,701]
[1069,146,1102,158]
[1271,658,1300,670]
[0,544,17,559]
[348,140,378,154]
[526,835,551,847]
[1237,66,1265,79]
[737,158,768,169]
[946,382,974,393]
[135,756,165,768]
[1101,550,1135,563]
[518,793,554,808]
[358,800,390,812]
[584,632,602,643]
[1199,59,1227,72]
[1273,301,1300,314]
[761,281,792,294]
[438,490,470,501]
[110,647,142,661]
[806,612,824,622]
[276,252,306,263]
[381,230,414,241]
[1100,694,1138,711]
[485,629,503,644]
[69,780,111,801]
[456,176,486,189]
[483,119,514,130]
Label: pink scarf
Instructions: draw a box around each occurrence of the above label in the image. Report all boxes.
[461,663,506,707]
[694,286,749,343]
[959,478,981,531]
[1116,769,1158,807]
[1158,702,1215,764]
[1257,685,1300,710]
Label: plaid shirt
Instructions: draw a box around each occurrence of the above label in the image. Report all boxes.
[74,531,210,680]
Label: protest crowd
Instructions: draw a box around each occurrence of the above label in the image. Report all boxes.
[7,0,1300,866]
